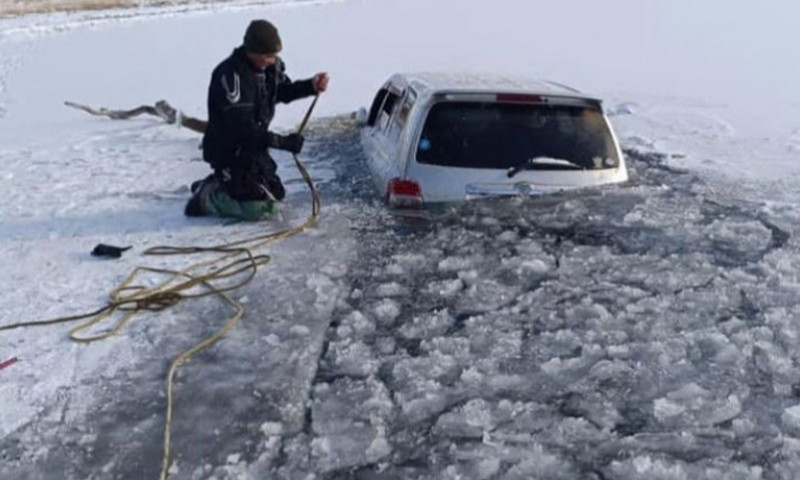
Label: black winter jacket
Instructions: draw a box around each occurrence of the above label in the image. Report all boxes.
[202,47,316,200]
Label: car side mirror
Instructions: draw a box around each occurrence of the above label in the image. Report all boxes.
[354,107,368,126]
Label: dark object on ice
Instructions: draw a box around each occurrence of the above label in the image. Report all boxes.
[91,243,132,259]
[0,357,18,372]
[64,100,208,134]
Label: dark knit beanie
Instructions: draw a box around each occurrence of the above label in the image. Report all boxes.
[243,20,282,54]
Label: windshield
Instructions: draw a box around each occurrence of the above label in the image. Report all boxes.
[416,101,619,170]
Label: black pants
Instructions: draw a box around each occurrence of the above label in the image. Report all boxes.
[217,153,285,202]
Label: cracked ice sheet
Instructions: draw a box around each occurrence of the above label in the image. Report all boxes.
[300,159,800,479]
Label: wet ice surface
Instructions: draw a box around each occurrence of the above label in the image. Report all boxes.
[4,116,800,479]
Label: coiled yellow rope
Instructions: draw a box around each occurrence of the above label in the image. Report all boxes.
[0,95,321,480]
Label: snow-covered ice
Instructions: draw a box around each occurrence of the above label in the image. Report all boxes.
[3,0,800,479]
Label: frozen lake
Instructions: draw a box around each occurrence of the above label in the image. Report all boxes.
[3,0,800,478]
[5,116,800,479]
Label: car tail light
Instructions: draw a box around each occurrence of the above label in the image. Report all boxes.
[386,178,424,209]
[496,93,544,104]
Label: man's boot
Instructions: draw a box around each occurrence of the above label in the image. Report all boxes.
[184,176,218,217]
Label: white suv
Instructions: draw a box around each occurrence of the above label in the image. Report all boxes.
[359,72,628,207]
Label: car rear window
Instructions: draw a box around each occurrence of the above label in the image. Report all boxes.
[416,101,619,170]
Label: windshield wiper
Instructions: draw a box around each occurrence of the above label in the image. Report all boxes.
[507,157,582,178]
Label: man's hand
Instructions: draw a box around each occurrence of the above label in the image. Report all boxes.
[313,72,329,93]
[278,133,305,154]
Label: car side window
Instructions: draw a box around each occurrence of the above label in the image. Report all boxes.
[367,88,388,127]
[377,90,400,131]
[387,89,416,141]
[397,90,416,127]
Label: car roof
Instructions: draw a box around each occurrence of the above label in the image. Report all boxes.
[387,72,601,102]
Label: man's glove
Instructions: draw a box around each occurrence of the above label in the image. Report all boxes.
[275,133,305,154]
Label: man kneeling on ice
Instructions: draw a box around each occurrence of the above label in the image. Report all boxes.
[185,19,329,220]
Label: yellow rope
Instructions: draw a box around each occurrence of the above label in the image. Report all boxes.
[0,95,322,480]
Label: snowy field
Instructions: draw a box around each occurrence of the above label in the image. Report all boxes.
[2,0,800,479]
[0,0,315,18]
